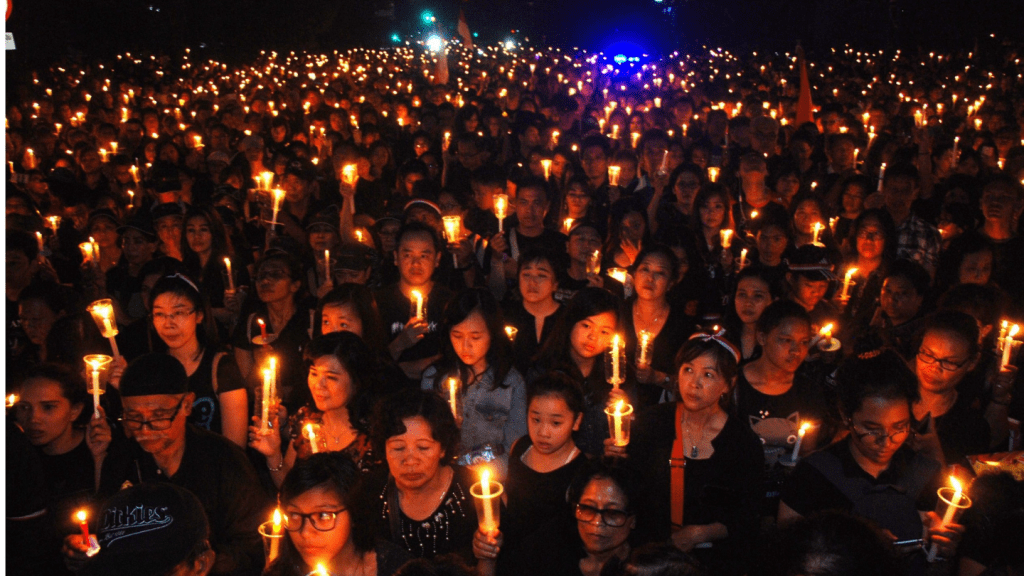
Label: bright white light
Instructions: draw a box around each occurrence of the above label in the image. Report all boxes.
[426,35,443,53]
[504,39,517,51]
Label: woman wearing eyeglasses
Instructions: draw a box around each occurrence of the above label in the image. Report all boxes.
[779,349,964,570]
[478,460,641,576]
[911,311,991,468]
[150,274,248,448]
[264,453,412,576]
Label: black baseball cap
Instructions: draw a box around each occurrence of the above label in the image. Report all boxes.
[120,353,188,397]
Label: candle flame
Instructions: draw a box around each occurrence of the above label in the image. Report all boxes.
[799,422,811,434]
[314,564,329,576]
[1011,324,1020,338]
[76,510,88,523]
[614,400,624,416]
[272,508,282,527]
[7,393,17,406]
[481,469,491,487]
[819,323,834,338]
[845,268,859,281]
[949,476,962,494]
[257,318,266,328]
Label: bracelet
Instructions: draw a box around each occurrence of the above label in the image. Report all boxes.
[267,458,285,472]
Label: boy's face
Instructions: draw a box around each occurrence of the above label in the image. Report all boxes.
[790,275,829,311]
[879,276,922,324]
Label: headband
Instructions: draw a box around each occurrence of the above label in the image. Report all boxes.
[167,272,201,295]
[688,327,741,362]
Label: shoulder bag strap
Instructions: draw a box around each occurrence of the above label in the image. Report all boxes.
[670,403,686,527]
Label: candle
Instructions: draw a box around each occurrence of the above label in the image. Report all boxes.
[493,194,508,232]
[443,131,451,151]
[36,231,44,254]
[47,215,61,231]
[819,323,834,347]
[89,360,101,417]
[129,165,139,184]
[271,188,285,228]
[341,164,358,186]
[1001,324,1020,370]
[76,510,90,539]
[608,165,621,187]
[355,230,364,244]
[914,110,924,128]
[563,217,574,234]
[811,222,824,245]
[504,325,518,341]
[6,393,17,408]
[322,250,331,282]
[127,189,134,209]
[997,320,1009,351]
[637,330,652,368]
[790,422,811,463]
[878,162,886,192]
[541,158,552,179]
[720,229,733,249]
[840,267,858,301]
[739,248,749,270]
[261,367,273,433]
[611,335,622,386]
[447,377,459,419]
[87,300,121,358]
[260,171,275,191]
[630,132,641,149]
[258,318,269,345]
[927,476,966,562]
[313,563,330,576]
[411,290,424,320]
[224,257,236,292]
[612,401,625,445]
[750,210,759,219]
[607,268,628,285]
[707,166,720,183]
[306,423,320,454]
[479,469,497,533]
[952,137,959,166]
[269,509,282,562]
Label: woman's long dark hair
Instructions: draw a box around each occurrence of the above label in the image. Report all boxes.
[303,332,380,432]
[434,288,514,391]
[314,283,387,352]
[535,287,621,370]
[181,204,234,283]
[266,453,376,576]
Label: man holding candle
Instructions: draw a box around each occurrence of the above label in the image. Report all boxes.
[488,178,566,290]
[95,353,268,575]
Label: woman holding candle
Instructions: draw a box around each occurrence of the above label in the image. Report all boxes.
[722,267,782,361]
[790,194,840,257]
[606,203,649,269]
[182,205,249,332]
[264,453,412,576]
[533,288,639,457]
[648,163,703,240]
[250,332,381,486]
[839,209,897,333]
[150,274,248,448]
[422,289,527,476]
[623,245,694,393]
[779,349,964,568]
[233,253,314,412]
[733,300,829,513]
[369,389,479,560]
[502,249,566,378]
[604,332,764,575]
[691,185,740,318]
[85,209,122,275]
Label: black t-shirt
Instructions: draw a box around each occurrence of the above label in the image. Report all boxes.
[502,300,565,377]
[186,348,247,436]
[375,282,454,366]
[232,303,314,412]
[734,367,830,467]
[508,228,567,262]
[622,300,697,381]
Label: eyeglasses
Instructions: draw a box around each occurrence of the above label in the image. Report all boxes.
[152,309,196,323]
[120,396,187,431]
[916,348,970,372]
[282,509,346,532]
[849,422,910,445]
[575,503,631,527]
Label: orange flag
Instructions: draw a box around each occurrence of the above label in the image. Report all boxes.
[458,9,473,49]
[796,45,814,126]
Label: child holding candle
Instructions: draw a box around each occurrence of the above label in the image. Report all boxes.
[779,349,964,568]
[533,288,637,457]
[263,454,412,576]
[422,289,527,476]
[150,274,249,448]
[604,332,764,575]
[369,389,479,559]
[502,249,566,378]
[249,332,381,486]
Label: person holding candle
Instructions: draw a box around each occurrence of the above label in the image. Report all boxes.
[263,453,412,576]
[562,221,622,297]
[249,332,381,485]
[606,203,650,269]
[785,244,840,327]
[375,222,455,386]
[502,249,567,378]
[233,253,314,413]
[422,289,527,476]
[488,179,566,288]
[623,245,694,393]
[150,274,249,448]
[733,300,829,513]
[831,175,872,252]
[691,185,740,318]
[790,194,841,261]
[95,353,268,576]
[840,209,897,327]
[85,209,123,275]
[559,177,605,239]
[648,163,703,241]
[369,389,479,560]
[868,259,931,359]
[604,332,764,575]
[182,205,249,331]
[533,288,639,457]
[779,349,964,569]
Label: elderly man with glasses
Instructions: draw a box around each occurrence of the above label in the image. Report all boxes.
[91,353,268,576]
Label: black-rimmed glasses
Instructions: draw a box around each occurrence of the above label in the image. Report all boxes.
[575,503,631,527]
[282,509,346,532]
[120,396,188,431]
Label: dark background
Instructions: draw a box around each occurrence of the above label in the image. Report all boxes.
[5,0,1024,73]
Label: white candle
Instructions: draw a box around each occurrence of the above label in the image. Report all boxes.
[36,232,44,254]
[448,377,459,419]
[493,194,508,232]
[612,400,625,444]
[608,165,621,187]
[224,257,236,292]
[720,229,733,249]
[271,188,285,228]
[480,469,496,532]
[611,335,622,385]
[811,222,824,245]
[261,368,272,433]
[708,167,719,183]
[90,366,101,418]
[306,423,319,454]
[541,158,552,179]
[739,248,749,270]
[878,162,886,192]
[638,331,652,368]
[791,422,810,462]
[840,267,859,300]
[269,509,282,561]
[412,290,424,320]
[928,477,964,562]
[1001,324,1020,370]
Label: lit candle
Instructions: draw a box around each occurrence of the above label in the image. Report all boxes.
[607,268,628,284]
[479,469,497,533]
[76,510,90,539]
[6,394,17,408]
[878,162,886,192]
[630,132,640,148]
[1000,324,1020,370]
[563,217,574,234]
[89,358,102,417]
[323,250,331,281]
[224,257,236,292]
[811,222,824,245]
[493,194,508,232]
[707,166,719,183]
[611,334,622,386]
[541,158,552,179]
[504,325,518,341]
[997,320,1009,350]
[819,323,834,346]
[127,190,134,209]
[313,563,330,576]
[840,267,859,301]
[750,210,759,219]
[260,171,275,191]
[790,422,811,462]
[341,164,358,186]
[269,509,283,562]
[355,230,364,244]
[257,318,269,345]
[927,477,966,562]
[411,290,424,320]
[739,248,749,270]
[443,131,451,151]
[637,330,652,368]
[87,299,121,359]
[36,231,44,254]
[607,165,621,187]
[720,229,733,249]
[271,188,285,229]
[447,377,459,419]
[261,367,273,433]
[442,216,462,267]
[610,400,627,446]
[306,423,320,454]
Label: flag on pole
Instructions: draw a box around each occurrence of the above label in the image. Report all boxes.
[457,9,473,49]
[795,44,814,126]
[434,48,449,85]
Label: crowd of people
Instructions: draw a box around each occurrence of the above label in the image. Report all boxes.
[5,36,1024,576]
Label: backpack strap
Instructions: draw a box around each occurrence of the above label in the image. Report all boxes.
[211,351,227,395]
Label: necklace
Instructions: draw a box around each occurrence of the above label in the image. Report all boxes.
[633,303,668,331]
[682,412,709,458]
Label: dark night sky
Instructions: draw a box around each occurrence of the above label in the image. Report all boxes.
[5,0,1023,72]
